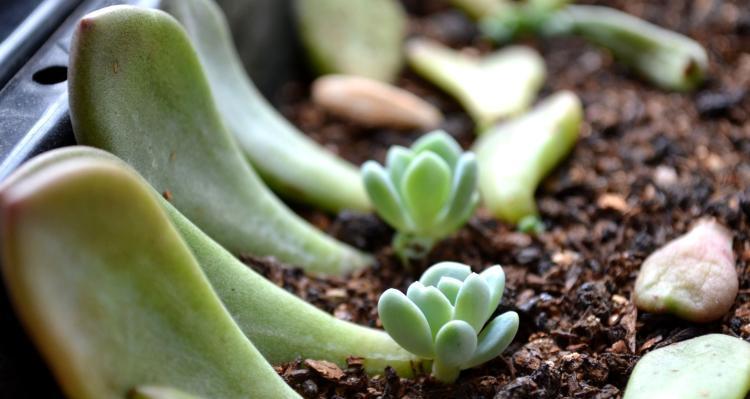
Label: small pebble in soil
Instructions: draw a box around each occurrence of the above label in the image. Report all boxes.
[634,219,737,323]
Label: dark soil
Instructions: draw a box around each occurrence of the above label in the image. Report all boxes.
[249,0,750,397]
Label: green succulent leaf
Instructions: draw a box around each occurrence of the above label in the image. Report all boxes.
[464,311,519,369]
[474,91,582,225]
[162,0,369,213]
[434,320,478,367]
[294,0,406,82]
[437,276,464,304]
[438,153,479,234]
[68,4,368,276]
[0,148,300,399]
[420,262,472,287]
[411,130,462,168]
[407,282,454,338]
[385,146,415,188]
[400,152,452,230]
[454,273,492,332]
[362,161,410,231]
[378,289,435,358]
[479,265,506,314]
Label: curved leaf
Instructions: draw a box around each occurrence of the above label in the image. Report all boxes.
[400,152,452,230]
[378,289,435,358]
[437,276,464,305]
[362,161,410,231]
[437,152,479,234]
[411,130,462,168]
[479,265,506,314]
[407,282,454,338]
[385,146,415,189]
[420,261,472,287]
[463,311,519,369]
[454,273,491,332]
[434,320,477,367]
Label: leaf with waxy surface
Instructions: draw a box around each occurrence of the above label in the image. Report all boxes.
[0,149,299,399]
[68,5,368,275]
[634,220,737,323]
[453,274,492,332]
[362,161,410,231]
[401,152,452,230]
[624,334,750,399]
[437,277,464,304]
[474,91,582,225]
[465,311,519,369]
[434,320,478,367]
[295,0,406,82]
[161,0,369,213]
[378,289,435,358]
[407,283,454,338]
[406,38,546,132]
[420,262,472,287]
[10,146,424,378]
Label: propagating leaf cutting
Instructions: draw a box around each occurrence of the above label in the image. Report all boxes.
[634,219,737,323]
[362,130,479,261]
[623,334,750,399]
[406,38,545,132]
[68,5,369,275]
[379,262,519,383]
[479,2,708,91]
[474,91,582,227]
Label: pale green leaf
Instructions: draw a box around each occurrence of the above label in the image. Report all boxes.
[400,152,452,230]
[434,320,477,367]
[454,273,491,332]
[407,282,454,338]
[463,311,519,369]
[378,289,435,358]
[420,262,472,287]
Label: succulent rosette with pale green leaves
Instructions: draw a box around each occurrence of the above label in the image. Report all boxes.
[362,131,479,261]
[378,262,519,382]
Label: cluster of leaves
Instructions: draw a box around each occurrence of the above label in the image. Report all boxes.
[362,131,479,261]
[378,262,519,382]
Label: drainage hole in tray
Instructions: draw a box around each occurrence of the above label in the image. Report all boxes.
[32,66,68,85]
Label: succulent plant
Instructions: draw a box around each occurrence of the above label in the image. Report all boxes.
[362,131,479,261]
[162,0,370,213]
[68,5,370,275]
[378,262,519,383]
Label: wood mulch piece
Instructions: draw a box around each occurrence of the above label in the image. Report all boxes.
[245,0,750,397]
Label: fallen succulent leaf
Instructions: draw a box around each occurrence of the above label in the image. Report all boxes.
[634,220,737,322]
[624,334,750,399]
[312,75,443,130]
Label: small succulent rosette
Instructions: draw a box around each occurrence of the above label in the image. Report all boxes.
[378,262,519,382]
[362,130,479,260]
